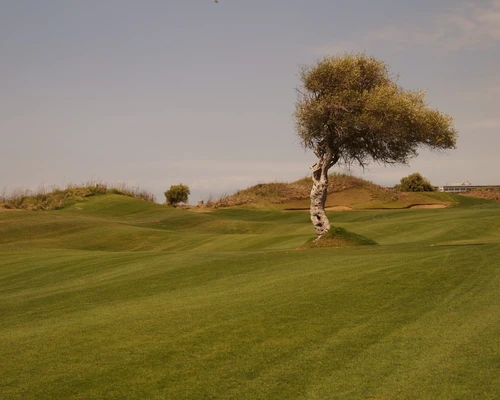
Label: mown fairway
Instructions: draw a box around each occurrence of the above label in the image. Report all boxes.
[1,195,499,399]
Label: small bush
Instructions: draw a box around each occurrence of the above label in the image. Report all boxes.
[395,173,435,192]
[165,184,190,206]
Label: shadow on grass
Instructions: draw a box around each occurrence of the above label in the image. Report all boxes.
[299,226,378,249]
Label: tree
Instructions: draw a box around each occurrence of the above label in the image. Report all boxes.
[395,173,435,192]
[164,184,190,206]
[294,53,457,238]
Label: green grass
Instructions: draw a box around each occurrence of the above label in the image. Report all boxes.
[301,226,377,248]
[1,195,499,399]
[207,174,456,210]
[0,182,155,210]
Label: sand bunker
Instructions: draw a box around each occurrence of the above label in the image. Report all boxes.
[408,204,447,209]
[325,205,354,211]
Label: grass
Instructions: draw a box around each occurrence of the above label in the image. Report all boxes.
[0,194,499,399]
[207,174,454,210]
[0,182,155,210]
[460,188,500,202]
[300,226,377,248]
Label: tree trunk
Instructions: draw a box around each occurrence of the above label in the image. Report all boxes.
[310,150,334,239]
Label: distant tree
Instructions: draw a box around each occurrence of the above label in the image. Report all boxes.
[395,173,435,192]
[165,184,190,206]
[294,53,457,238]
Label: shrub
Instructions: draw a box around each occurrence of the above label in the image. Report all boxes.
[164,184,190,206]
[395,173,435,192]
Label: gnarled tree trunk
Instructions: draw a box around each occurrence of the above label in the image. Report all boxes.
[310,149,335,239]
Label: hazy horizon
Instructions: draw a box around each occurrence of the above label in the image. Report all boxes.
[2,0,499,202]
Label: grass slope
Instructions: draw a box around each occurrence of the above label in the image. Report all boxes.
[210,174,455,210]
[460,188,500,202]
[0,183,155,211]
[300,227,377,249]
[1,194,499,399]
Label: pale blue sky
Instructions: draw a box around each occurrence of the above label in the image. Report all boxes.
[1,0,499,202]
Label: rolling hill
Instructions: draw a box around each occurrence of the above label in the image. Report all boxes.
[210,174,457,210]
[0,192,499,399]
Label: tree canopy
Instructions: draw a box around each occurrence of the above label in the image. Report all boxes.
[165,184,190,206]
[294,53,457,237]
[295,53,457,169]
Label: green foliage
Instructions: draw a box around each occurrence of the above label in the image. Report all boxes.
[395,172,435,192]
[164,184,190,206]
[294,53,457,167]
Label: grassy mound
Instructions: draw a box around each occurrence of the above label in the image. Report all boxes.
[211,174,393,208]
[208,173,453,210]
[0,183,155,211]
[300,226,377,249]
[460,188,500,202]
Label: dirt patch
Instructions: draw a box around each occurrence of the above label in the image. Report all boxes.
[325,205,354,211]
[285,205,354,211]
[188,207,215,213]
[409,204,447,209]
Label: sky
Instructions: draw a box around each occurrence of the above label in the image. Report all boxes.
[1,0,499,203]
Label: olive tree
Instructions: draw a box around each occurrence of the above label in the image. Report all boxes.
[164,184,190,206]
[294,53,457,238]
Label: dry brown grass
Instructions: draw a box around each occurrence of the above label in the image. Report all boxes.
[0,182,156,211]
[203,174,453,210]
[459,188,500,202]
[207,174,400,209]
